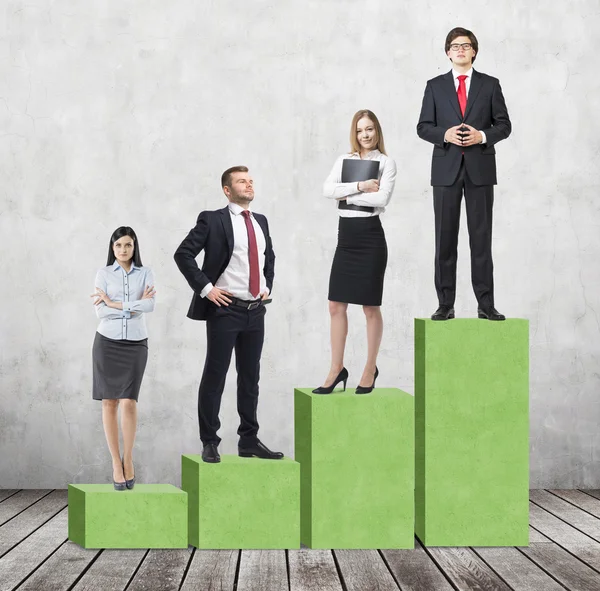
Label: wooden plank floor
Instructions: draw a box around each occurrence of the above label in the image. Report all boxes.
[2,490,600,590]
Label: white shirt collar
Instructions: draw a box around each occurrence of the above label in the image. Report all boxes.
[228,202,251,216]
[352,148,381,160]
[452,67,474,80]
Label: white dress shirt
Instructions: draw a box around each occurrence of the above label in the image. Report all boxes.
[449,67,487,144]
[95,262,155,340]
[200,202,269,300]
[323,149,397,217]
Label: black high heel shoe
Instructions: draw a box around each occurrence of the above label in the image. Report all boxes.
[122,458,135,490]
[355,366,379,395]
[113,462,126,491]
[312,367,349,394]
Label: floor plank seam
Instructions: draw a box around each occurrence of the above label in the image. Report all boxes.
[177,546,196,591]
[527,520,600,578]
[513,545,571,591]
[0,491,21,505]
[376,548,403,590]
[122,548,150,591]
[577,490,600,502]
[416,539,460,591]
[0,503,68,560]
[0,490,56,529]
[232,547,243,591]
[546,490,600,521]
[65,548,103,591]
[8,538,69,591]
[331,550,350,591]
[284,549,291,591]
[469,546,517,591]
[530,499,600,544]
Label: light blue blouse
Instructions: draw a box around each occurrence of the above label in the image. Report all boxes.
[94,262,155,341]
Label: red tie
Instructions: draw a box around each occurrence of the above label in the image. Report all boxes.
[457,74,468,116]
[242,210,260,298]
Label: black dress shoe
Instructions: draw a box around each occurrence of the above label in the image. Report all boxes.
[477,306,506,321]
[202,443,221,463]
[238,440,284,460]
[431,305,455,321]
[355,366,379,395]
[312,367,348,394]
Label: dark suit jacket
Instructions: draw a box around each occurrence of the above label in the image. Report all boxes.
[174,206,275,321]
[417,70,511,186]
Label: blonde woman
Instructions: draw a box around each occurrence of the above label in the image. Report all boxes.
[314,110,397,395]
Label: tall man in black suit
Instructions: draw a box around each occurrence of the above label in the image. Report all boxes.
[174,166,283,463]
[417,27,511,321]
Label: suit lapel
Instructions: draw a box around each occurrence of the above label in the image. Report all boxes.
[219,207,234,259]
[444,71,462,121]
[463,70,483,121]
[254,214,269,254]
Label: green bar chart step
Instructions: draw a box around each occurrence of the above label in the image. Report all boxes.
[181,454,300,549]
[68,484,188,549]
[415,318,529,546]
[294,387,414,549]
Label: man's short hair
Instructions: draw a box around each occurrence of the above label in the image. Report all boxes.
[445,27,479,62]
[221,166,249,188]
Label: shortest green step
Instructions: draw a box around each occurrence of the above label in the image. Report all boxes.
[68,484,188,549]
[182,454,300,549]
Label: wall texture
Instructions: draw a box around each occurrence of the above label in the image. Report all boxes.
[1,0,599,488]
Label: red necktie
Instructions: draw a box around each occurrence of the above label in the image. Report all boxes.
[242,210,260,298]
[457,74,468,116]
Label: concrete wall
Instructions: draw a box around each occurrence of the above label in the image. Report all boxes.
[1,0,599,488]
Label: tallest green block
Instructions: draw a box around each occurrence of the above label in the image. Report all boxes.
[415,319,529,546]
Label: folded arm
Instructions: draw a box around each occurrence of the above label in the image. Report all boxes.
[346,159,397,208]
[323,155,362,200]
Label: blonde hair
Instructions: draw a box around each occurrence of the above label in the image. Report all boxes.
[349,110,387,155]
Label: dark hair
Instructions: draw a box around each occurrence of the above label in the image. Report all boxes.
[106,226,143,267]
[221,166,249,188]
[445,27,479,63]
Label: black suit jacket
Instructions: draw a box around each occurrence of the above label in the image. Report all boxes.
[174,206,275,321]
[417,70,511,186]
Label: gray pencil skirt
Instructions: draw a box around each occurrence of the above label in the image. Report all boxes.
[92,332,148,402]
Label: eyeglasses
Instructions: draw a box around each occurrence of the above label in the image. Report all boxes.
[449,43,472,51]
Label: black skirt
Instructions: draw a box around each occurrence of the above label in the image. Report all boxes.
[328,216,388,306]
[92,332,148,402]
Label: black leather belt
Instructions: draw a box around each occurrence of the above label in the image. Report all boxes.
[338,201,375,213]
[229,297,263,310]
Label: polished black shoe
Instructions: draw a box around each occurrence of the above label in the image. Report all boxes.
[113,463,126,491]
[312,367,348,394]
[123,459,135,490]
[239,440,284,460]
[202,443,221,463]
[477,306,506,321]
[431,306,455,321]
[355,366,379,395]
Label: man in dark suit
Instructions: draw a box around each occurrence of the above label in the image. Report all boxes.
[174,165,283,463]
[417,27,511,321]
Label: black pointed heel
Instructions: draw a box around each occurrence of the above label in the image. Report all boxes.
[312,367,349,394]
[355,366,379,395]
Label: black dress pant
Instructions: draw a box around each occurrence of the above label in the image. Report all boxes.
[198,304,266,446]
[433,159,495,308]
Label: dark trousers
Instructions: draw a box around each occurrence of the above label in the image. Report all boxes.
[198,304,266,446]
[433,159,495,308]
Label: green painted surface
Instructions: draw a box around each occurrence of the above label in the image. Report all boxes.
[68,484,188,548]
[414,318,530,546]
[181,455,300,549]
[294,388,414,549]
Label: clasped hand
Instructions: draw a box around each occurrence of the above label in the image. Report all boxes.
[444,124,482,147]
